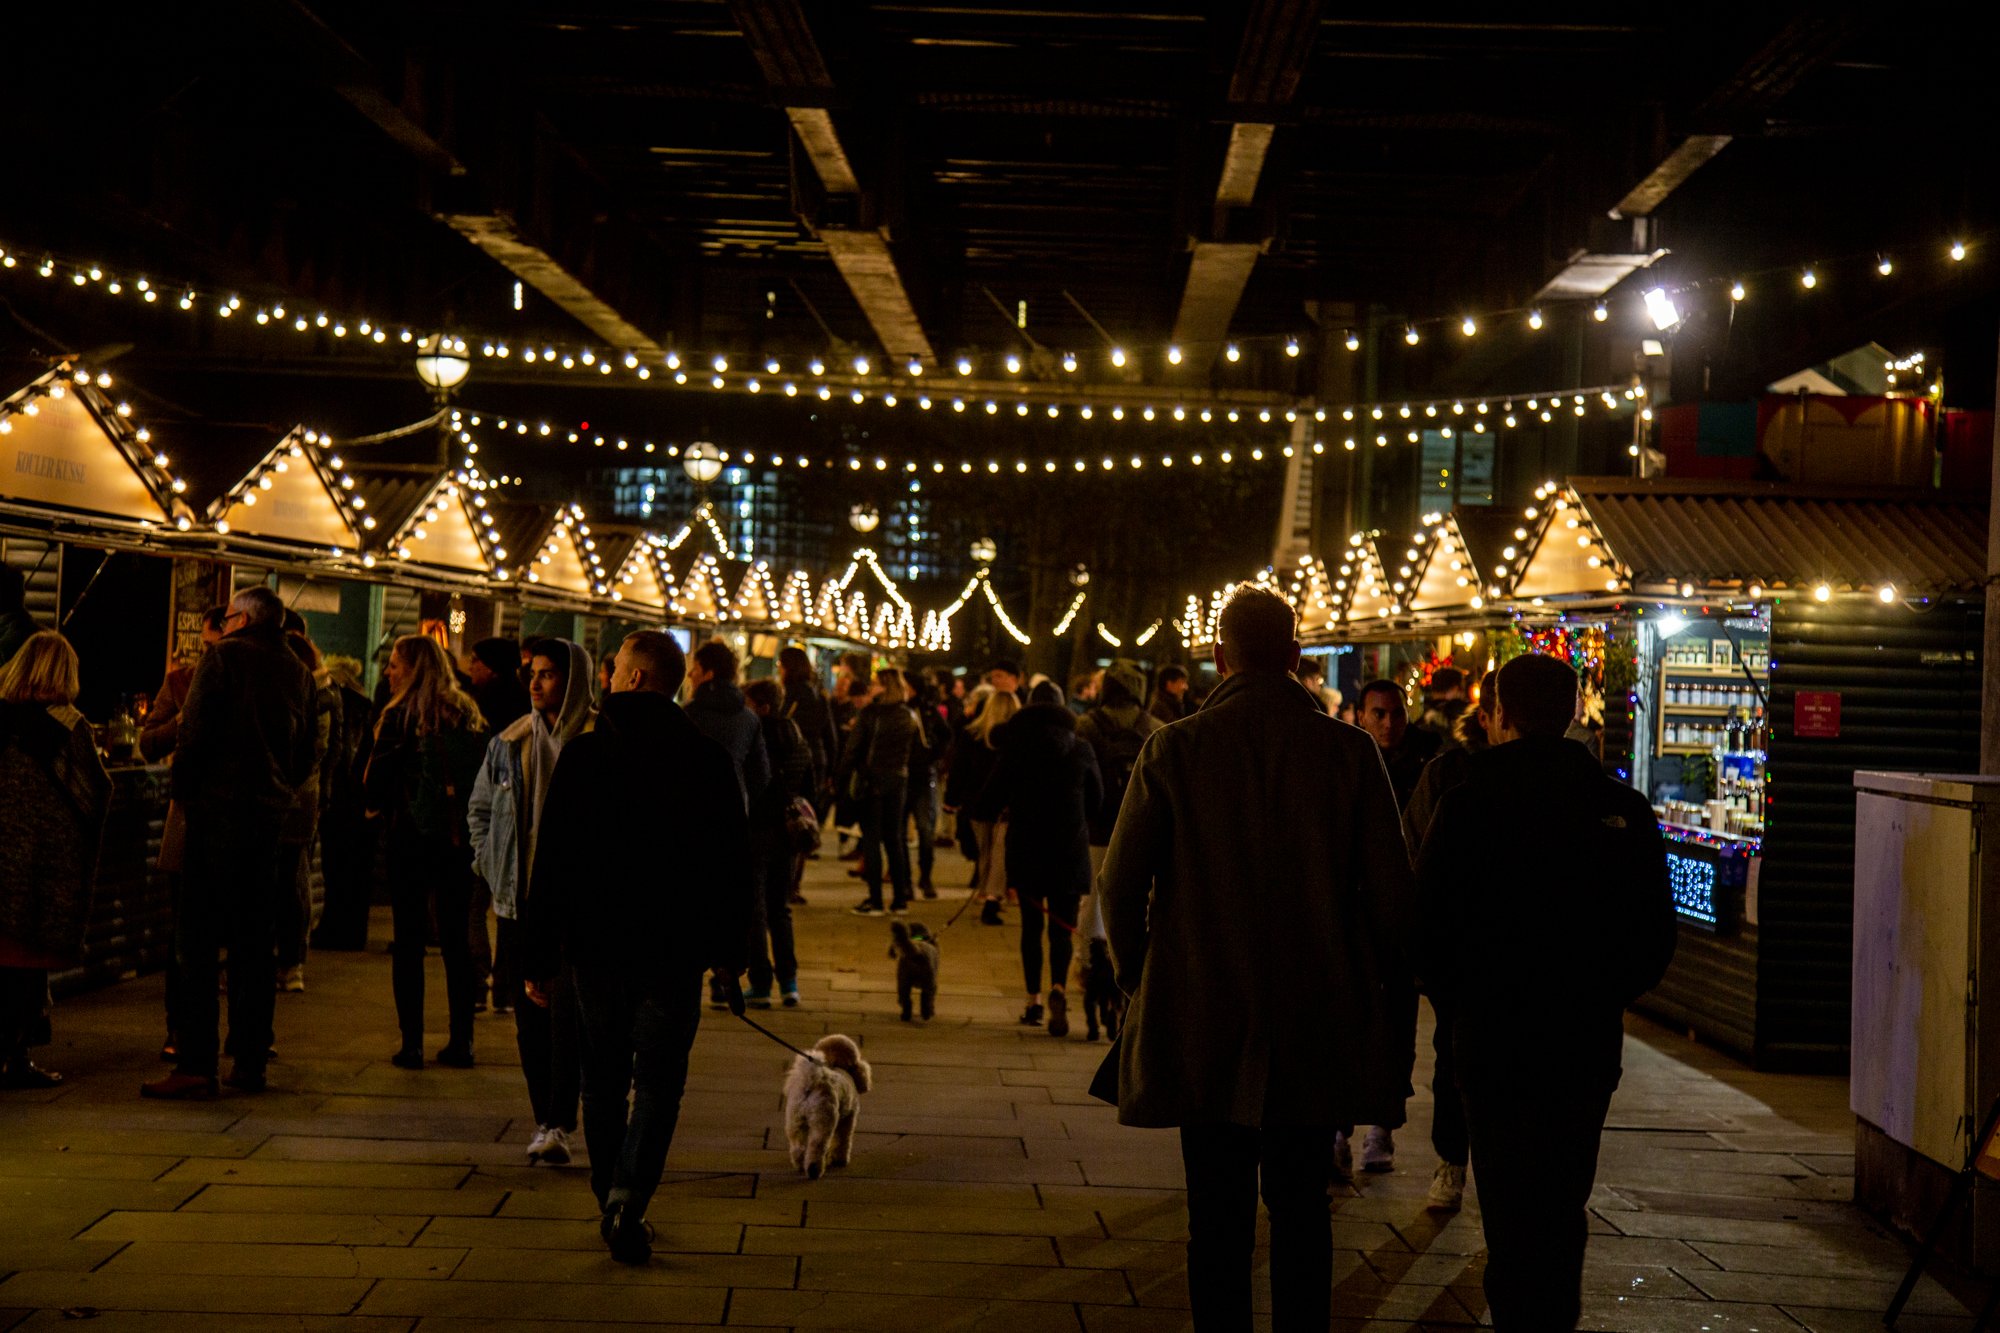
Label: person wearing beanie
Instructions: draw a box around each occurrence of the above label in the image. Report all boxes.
[1075,661,1161,941]
[467,638,530,731]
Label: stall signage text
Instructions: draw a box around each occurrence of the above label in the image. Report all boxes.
[1795,691,1841,738]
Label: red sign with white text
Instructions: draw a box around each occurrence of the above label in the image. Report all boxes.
[1795,691,1841,738]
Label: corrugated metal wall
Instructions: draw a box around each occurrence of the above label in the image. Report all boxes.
[1759,597,1984,1070]
[2,536,62,627]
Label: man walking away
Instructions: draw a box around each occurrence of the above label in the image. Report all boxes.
[1417,653,1675,1331]
[1074,663,1158,939]
[521,631,752,1265]
[470,638,594,1166]
[684,640,770,813]
[1145,664,1188,725]
[1399,669,1496,1212]
[142,587,314,1099]
[1100,586,1414,1330]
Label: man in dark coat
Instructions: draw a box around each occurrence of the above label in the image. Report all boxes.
[142,586,315,1099]
[972,680,1102,1036]
[1099,586,1415,1330]
[1355,678,1440,809]
[1417,653,1676,1332]
[520,630,753,1265]
[684,640,770,813]
[466,637,530,731]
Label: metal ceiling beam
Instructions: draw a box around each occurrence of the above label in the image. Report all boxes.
[1170,0,1321,357]
[441,214,666,355]
[728,0,936,363]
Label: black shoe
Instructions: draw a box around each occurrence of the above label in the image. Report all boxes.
[223,1066,267,1094]
[435,1043,474,1069]
[980,900,1003,926]
[391,1047,424,1070]
[1,1061,63,1090]
[1019,1003,1043,1026]
[601,1202,654,1265]
[1046,990,1069,1039]
[850,901,885,917]
[919,883,938,900]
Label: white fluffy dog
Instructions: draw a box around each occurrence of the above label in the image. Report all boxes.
[783,1034,871,1179]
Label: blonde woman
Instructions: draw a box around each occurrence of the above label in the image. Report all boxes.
[365,635,489,1069]
[943,688,1019,926]
[0,632,110,1088]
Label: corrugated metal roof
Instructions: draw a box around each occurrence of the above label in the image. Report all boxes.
[1574,480,1988,594]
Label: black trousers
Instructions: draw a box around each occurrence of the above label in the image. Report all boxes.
[387,837,477,1051]
[0,966,48,1064]
[857,782,912,909]
[312,802,374,950]
[573,968,702,1220]
[747,833,799,990]
[1428,996,1468,1166]
[174,807,284,1077]
[495,918,580,1132]
[1017,889,1080,996]
[1178,1121,1335,1332]
[1460,1068,1616,1331]
[273,839,313,970]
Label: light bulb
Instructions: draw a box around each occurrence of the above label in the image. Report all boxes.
[1061,352,1077,373]
[853,356,870,374]
[1877,255,1893,276]
[1878,584,1897,603]
[1950,241,1967,262]
[1730,280,1746,302]
[1813,583,1831,602]
[1404,326,1420,346]
[1110,347,1127,367]
[956,357,972,375]
[1592,302,1608,322]
[1528,309,1543,330]
[1166,345,1182,365]
[1460,316,1477,336]
[1284,337,1300,357]
[1224,343,1240,362]
[1005,354,1021,374]
[906,358,922,376]
[1343,330,1360,351]
[1800,268,1817,289]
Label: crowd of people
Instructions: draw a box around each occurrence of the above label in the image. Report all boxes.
[0,565,1672,1325]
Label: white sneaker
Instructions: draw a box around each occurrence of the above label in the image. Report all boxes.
[524,1127,548,1161]
[536,1126,571,1165]
[1426,1161,1466,1212]
[277,966,305,993]
[1331,1131,1353,1182]
[1360,1126,1395,1172]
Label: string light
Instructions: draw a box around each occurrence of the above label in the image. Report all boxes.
[1528,309,1543,330]
[1800,268,1817,289]
[1950,241,1967,262]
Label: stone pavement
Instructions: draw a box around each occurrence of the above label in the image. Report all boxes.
[0,845,1988,1331]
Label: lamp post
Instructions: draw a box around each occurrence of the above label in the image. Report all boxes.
[414,335,470,465]
[849,503,881,534]
[682,441,724,485]
[970,536,998,566]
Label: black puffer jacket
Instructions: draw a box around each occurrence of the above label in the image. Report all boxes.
[839,698,920,791]
[971,702,1103,900]
[173,621,315,815]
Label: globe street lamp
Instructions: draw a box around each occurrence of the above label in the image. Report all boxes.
[849,503,881,534]
[970,536,998,565]
[682,441,724,485]
[413,336,471,398]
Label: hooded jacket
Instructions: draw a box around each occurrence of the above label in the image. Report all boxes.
[685,678,771,812]
[1100,670,1416,1129]
[468,639,595,920]
[173,620,316,816]
[1417,734,1675,1082]
[520,690,752,987]
[971,702,1102,900]
[839,697,921,791]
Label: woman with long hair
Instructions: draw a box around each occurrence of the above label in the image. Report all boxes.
[364,635,488,1069]
[836,667,920,915]
[0,632,110,1088]
[944,688,1018,926]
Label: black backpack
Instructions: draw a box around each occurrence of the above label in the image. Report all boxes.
[1090,710,1148,827]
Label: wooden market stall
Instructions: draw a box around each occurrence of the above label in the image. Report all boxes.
[1503,478,1988,1070]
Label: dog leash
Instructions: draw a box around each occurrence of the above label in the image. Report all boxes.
[733,1011,823,1063]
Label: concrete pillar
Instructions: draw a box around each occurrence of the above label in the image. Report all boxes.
[1984,320,2000,775]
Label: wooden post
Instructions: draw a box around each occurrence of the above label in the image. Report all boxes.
[1986,322,2000,776]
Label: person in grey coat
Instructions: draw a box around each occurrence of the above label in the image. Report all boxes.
[1098,585,1415,1331]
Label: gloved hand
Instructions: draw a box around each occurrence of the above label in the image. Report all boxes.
[719,972,747,1018]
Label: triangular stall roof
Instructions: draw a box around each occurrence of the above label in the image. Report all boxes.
[0,365,188,527]
[208,428,362,551]
[1337,539,1401,625]
[1406,509,1521,618]
[517,506,601,597]
[600,532,677,614]
[379,472,503,577]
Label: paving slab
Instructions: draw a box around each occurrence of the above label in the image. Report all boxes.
[0,846,1988,1329]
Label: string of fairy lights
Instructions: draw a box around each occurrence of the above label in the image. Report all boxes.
[449,381,1647,476]
[1,229,1980,421]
